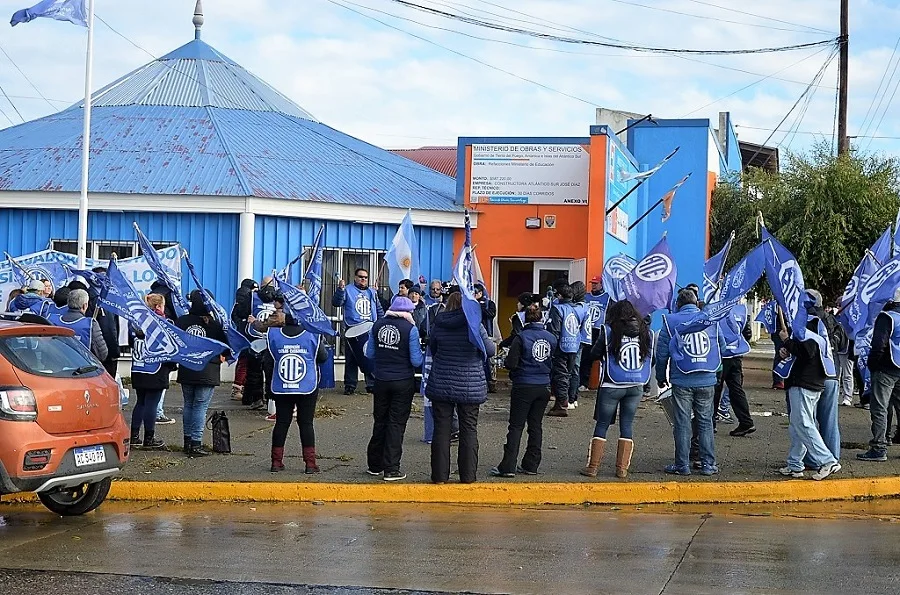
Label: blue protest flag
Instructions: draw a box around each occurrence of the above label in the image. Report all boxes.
[275,278,336,336]
[277,254,303,284]
[385,210,419,289]
[838,252,879,337]
[133,223,190,317]
[618,236,678,318]
[703,231,733,303]
[859,255,900,326]
[452,211,487,358]
[755,301,778,335]
[602,253,636,302]
[183,250,250,362]
[98,259,228,371]
[761,227,808,339]
[4,252,34,286]
[870,224,892,266]
[894,210,900,258]
[10,0,86,27]
[303,224,326,303]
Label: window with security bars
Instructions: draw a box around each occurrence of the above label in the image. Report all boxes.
[50,239,175,261]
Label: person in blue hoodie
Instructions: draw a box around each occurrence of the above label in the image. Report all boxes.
[9,279,52,317]
[657,288,726,476]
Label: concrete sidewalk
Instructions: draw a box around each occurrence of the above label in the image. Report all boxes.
[118,351,900,492]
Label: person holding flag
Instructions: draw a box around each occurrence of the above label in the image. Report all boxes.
[657,288,726,476]
[333,268,384,395]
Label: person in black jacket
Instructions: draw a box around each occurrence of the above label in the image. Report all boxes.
[491,303,556,478]
[499,292,539,350]
[129,293,176,450]
[857,292,900,461]
[230,278,258,402]
[176,290,229,458]
[474,283,498,393]
[777,318,841,480]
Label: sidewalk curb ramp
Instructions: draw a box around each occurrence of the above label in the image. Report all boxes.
[5,478,900,506]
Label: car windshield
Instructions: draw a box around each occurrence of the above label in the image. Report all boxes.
[0,335,102,378]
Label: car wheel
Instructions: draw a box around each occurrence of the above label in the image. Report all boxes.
[37,478,112,516]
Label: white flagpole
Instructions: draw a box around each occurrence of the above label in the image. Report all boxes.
[77,0,96,269]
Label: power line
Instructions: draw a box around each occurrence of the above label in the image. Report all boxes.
[857,36,900,138]
[325,0,604,108]
[0,41,57,110]
[863,70,900,152]
[0,81,25,123]
[386,0,838,55]
[355,0,835,89]
[736,124,900,140]
[679,46,831,117]
[682,0,834,34]
[605,0,829,34]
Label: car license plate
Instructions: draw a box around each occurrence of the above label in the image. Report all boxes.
[74,445,106,467]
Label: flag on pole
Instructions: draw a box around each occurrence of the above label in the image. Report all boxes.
[837,252,879,336]
[10,0,87,26]
[756,301,778,335]
[870,224,892,266]
[303,224,326,303]
[660,173,692,223]
[617,147,679,183]
[133,222,190,317]
[385,210,418,289]
[761,227,807,339]
[183,250,250,362]
[97,259,228,371]
[618,236,678,318]
[276,255,303,283]
[452,211,487,357]
[275,278,336,336]
[3,252,36,287]
[601,253,637,302]
[702,231,734,303]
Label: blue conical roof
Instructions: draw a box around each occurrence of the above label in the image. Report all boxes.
[0,36,458,211]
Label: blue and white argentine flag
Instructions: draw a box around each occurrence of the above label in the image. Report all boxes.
[385,210,418,288]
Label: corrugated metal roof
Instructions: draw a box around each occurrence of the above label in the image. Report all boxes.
[0,39,459,211]
[390,146,458,178]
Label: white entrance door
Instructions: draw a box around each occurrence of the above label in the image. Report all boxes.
[569,259,586,284]
[533,260,572,295]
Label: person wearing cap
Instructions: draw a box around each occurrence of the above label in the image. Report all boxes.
[364,295,424,481]
[857,287,900,462]
[804,289,842,461]
[9,278,53,317]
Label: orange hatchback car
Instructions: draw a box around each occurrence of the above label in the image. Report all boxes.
[0,315,130,515]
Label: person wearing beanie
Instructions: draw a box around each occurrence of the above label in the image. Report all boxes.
[264,307,328,474]
[364,295,424,481]
[803,289,841,462]
[407,285,427,331]
[230,278,259,403]
[175,290,229,458]
[857,286,900,462]
[9,278,52,317]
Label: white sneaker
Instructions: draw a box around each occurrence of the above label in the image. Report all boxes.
[812,462,842,481]
[840,398,853,407]
[778,466,804,478]
[578,385,589,392]
[567,401,578,410]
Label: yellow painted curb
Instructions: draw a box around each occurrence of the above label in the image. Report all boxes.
[7,477,899,506]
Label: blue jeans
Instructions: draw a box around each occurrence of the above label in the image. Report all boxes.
[156,389,166,418]
[568,346,583,403]
[181,384,215,442]
[593,385,641,439]
[130,388,163,435]
[786,387,837,471]
[672,385,715,470]
[817,378,840,459]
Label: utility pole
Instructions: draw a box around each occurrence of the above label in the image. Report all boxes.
[837,0,849,156]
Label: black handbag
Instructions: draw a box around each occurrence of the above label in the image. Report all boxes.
[207,411,232,453]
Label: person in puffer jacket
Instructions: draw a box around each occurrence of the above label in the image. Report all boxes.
[426,288,496,484]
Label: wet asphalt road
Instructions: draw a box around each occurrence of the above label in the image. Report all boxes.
[2,502,900,594]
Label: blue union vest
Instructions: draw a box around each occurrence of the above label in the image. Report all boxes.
[131,336,162,375]
[556,302,586,354]
[343,285,379,327]
[602,325,652,386]
[247,293,278,339]
[885,311,900,369]
[774,317,836,379]
[47,312,91,350]
[266,328,320,395]
[511,323,556,385]
[664,311,722,374]
[582,293,610,343]
[371,316,414,382]
[721,304,751,358]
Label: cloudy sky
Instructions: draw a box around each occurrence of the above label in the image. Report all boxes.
[1,0,898,157]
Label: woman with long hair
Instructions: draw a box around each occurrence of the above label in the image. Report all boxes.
[426,289,496,484]
[581,299,653,478]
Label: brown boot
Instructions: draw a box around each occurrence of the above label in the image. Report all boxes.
[616,438,634,478]
[546,396,569,417]
[579,437,606,477]
[302,446,320,474]
[270,447,285,472]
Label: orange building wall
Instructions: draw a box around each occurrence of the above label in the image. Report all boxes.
[454,139,609,289]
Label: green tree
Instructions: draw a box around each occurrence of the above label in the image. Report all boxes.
[710,143,900,303]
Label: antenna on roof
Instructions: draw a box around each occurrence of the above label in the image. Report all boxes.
[193,0,204,40]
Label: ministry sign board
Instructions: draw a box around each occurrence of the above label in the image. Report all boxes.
[469,144,590,205]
